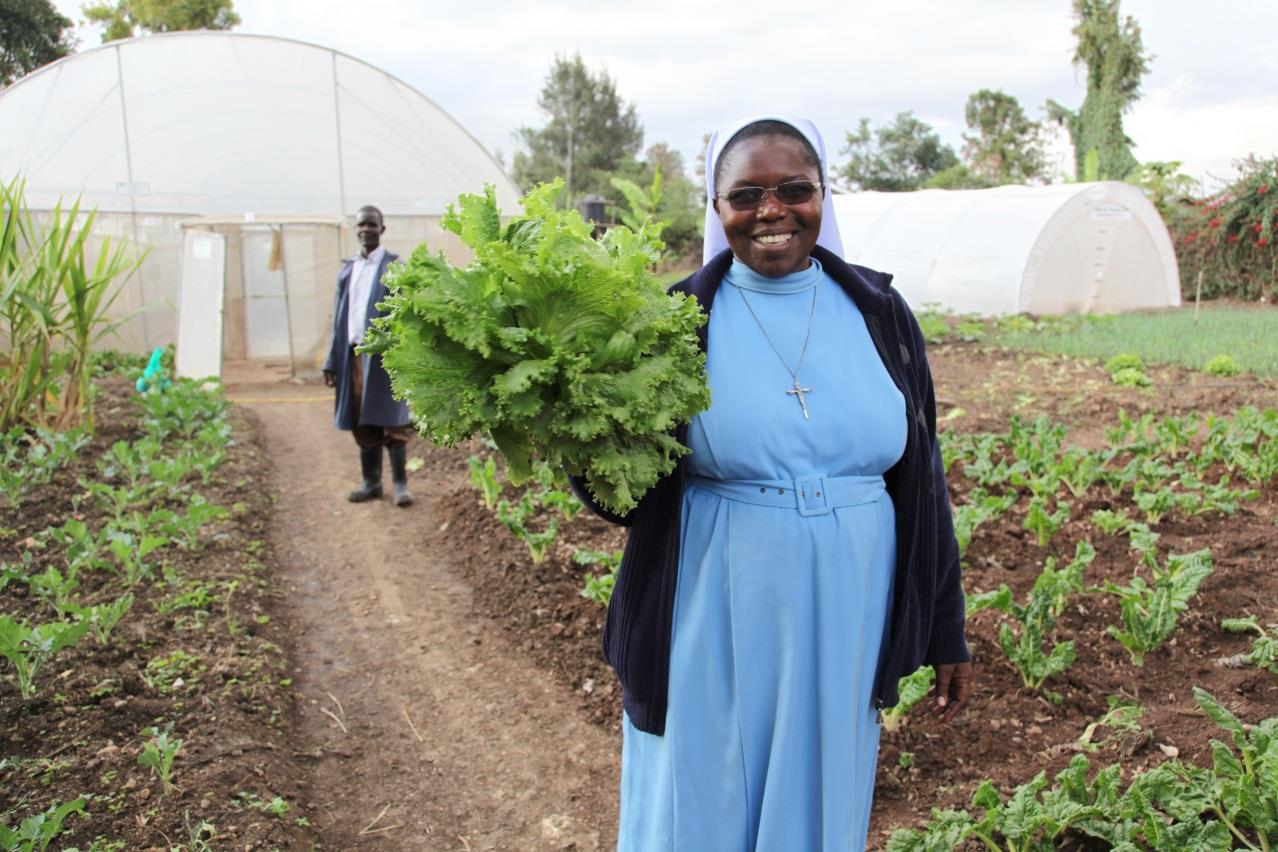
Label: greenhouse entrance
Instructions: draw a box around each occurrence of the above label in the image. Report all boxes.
[241,226,293,362]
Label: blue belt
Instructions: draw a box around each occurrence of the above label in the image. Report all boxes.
[686,474,886,518]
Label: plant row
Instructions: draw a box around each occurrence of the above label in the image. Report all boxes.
[1,377,233,849]
[889,688,1276,851]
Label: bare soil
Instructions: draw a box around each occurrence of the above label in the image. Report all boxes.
[4,340,1276,850]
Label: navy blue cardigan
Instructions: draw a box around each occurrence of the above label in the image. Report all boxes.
[573,246,969,736]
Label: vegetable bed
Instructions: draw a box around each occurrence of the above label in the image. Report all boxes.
[427,335,1278,850]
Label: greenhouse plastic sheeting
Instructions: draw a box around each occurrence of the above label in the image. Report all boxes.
[0,32,520,216]
[832,182,1180,315]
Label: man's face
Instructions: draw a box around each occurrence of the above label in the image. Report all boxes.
[355,208,384,254]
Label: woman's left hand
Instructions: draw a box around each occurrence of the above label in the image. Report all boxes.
[928,661,973,723]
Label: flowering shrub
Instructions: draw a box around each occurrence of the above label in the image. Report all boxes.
[1167,155,1278,301]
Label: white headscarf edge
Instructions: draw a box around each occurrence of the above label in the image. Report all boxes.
[701,113,845,265]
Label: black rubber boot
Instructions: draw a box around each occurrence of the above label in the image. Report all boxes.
[347,446,383,502]
[388,443,414,507]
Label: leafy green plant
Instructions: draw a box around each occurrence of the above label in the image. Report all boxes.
[1111,366,1151,387]
[1023,496,1070,548]
[951,489,1017,559]
[892,691,1278,850]
[466,455,502,509]
[495,492,559,563]
[142,649,204,694]
[1,176,141,431]
[1098,548,1213,665]
[574,548,622,606]
[1205,354,1242,376]
[105,530,166,586]
[235,791,292,817]
[914,303,951,345]
[1057,447,1106,498]
[0,798,86,852]
[0,615,90,699]
[364,180,711,515]
[887,755,1121,851]
[1089,507,1134,535]
[68,594,135,645]
[1104,353,1145,375]
[881,666,935,732]
[1075,695,1144,752]
[1220,616,1278,674]
[609,167,665,233]
[967,543,1093,698]
[0,427,89,509]
[25,565,80,619]
[138,724,183,794]
[136,378,228,442]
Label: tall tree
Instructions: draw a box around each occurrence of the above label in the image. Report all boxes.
[512,53,643,203]
[82,0,240,41]
[962,89,1047,185]
[839,111,959,192]
[1,0,74,87]
[1047,0,1150,181]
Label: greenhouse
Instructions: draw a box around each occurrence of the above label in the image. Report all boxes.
[831,181,1181,315]
[0,31,521,375]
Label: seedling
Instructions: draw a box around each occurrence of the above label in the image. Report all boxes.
[1076,696,1144,753]
[138,724,183,794]
[881,666,935,732]
[1219,616,1278,674]
[1023,496,1070,548]
[575,548,622,606]
[0,615,90,699]
[467,455,502,509]
[0,798,86,851]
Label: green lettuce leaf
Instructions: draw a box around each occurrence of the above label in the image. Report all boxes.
[365,180,710,515]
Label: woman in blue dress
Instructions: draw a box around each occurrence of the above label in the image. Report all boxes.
[573,115,974,851]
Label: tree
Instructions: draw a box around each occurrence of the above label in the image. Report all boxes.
[962,89,1047,185]
[1,0,74,87]
[839,111,959,192]
[1047,0,1150,181]
[512,53,643,204]
[82,0,240,41]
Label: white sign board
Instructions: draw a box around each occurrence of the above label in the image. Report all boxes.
[176,231,226,380]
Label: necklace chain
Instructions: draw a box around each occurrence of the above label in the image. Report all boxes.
[732,282,818,419]
[732,282,818,382]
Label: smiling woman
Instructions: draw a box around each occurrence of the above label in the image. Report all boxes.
[711,123,824,277]
[571,114,976,851]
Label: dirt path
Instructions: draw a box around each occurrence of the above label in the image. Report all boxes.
[232,381,620,851]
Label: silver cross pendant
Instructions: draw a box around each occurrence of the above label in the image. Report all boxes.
[786,379,813,420]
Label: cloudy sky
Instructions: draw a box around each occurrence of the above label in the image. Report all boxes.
[53,0,1276,190]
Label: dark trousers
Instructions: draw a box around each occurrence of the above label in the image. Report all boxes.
[350,352,413,450]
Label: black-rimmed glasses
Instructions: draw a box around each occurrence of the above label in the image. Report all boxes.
[717,180,823,211]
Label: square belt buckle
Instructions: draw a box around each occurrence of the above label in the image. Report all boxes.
[795,475,832,517]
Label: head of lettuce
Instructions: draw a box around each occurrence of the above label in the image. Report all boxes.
[360,181,711,516]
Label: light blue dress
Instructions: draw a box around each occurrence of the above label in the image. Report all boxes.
[618,258,907,851]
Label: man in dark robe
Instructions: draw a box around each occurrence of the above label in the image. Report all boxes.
[322,205,413,507]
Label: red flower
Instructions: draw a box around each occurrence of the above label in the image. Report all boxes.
[1227,234,1240,243]
[1255,223,1264,233]
[1259,238,1272,247]
[1209,217,1223,228]
[1260,185,1271,194]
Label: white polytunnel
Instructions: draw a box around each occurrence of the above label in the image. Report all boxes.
[0,31,521,374]
[831,181,1181,315]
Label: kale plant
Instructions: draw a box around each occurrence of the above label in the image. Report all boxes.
[366,181,711,515]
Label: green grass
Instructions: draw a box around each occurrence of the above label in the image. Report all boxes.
[992,305,1278,377]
